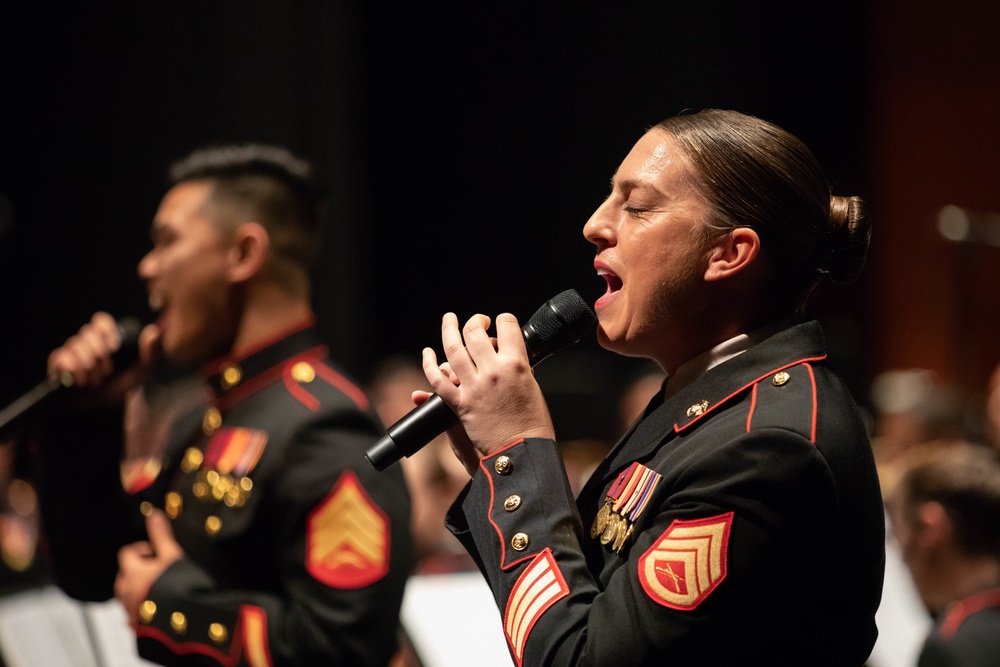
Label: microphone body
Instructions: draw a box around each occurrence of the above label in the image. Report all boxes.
[0,318,143,442]
[365,290,596,471]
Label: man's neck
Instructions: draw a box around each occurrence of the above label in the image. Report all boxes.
[230,282,314,359]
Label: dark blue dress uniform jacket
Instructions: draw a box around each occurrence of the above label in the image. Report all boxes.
[918,587,1000,666]
[446,321,885,666]
[40,324,412,667]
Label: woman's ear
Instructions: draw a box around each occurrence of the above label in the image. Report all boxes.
[704,227,760,282]
[227,222,270,284]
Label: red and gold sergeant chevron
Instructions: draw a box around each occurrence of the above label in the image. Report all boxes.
[504,549,569,667]
[638,512,733,611]
[306,471,389,589]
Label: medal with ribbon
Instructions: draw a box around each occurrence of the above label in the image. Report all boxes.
[193,427,268,507]
[589,461,662,554]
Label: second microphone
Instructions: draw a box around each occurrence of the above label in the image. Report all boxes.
[365,289,596,472]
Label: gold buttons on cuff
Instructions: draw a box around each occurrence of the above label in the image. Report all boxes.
[208,623,228,644]
[511,533,529,551]
[165,492,183,519]
[772,371,791,387]
[139,501,153,517]
[291,361,316,383]
[504,495,522,512]
[686,400,709,418]
[202,408,222,435]
[220,365,242,389]
[181,447,204,473]
[170,612,187,634]
[139,600,156,623]
[494,456,512,475]
[205,516,222,535]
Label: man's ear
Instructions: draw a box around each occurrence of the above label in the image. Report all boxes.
[227,222,270,283]
[704,227,760,282]
[915,501,952,548]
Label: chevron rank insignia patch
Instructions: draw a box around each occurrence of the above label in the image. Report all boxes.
[306,471,389,589]
[504,549,569,667]
[638,512,733,610]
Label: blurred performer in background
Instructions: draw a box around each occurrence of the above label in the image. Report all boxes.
[419,109,884,665]
[890,442,1000,666]
[40,145,412,666]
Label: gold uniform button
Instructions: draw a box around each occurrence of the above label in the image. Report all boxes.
[772,371,791,387]
[504,495,522,512]
[208,623,229,644]
[181,447,204,473]
[139,501,153,517]
[686,400,709,418]
[220,365,242,389]
[170,612,187,634]
[291,361,316,383]
[205,516,222,535]
[494,456,512,475]
[239,477,253,492]
[192,482,209,499]
[202,408,222,435]
[511,532,530,551]
[165,492,183,519]
[139,600,156,623]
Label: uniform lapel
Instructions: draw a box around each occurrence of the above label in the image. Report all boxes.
[577,321,828,513]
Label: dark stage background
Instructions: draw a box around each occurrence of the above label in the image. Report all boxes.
[1,2,996,442]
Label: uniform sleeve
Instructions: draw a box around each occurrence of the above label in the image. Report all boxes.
[447,429,839,667]
[35,409,146,601]
[137,407,413,667]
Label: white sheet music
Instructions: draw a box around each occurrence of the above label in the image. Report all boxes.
[401,572,514,667]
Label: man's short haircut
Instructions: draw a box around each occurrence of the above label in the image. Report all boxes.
[169,144,325,288]
[894,443,1000,560]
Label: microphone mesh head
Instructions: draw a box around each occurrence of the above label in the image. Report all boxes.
[525,290,596,359]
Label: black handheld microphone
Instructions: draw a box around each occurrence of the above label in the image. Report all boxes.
[365,290,596,472]
[0,317,144,442]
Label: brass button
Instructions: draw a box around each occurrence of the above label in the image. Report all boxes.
[139,600,156,623]
[205,516,222,535]
[772,371,791,387]
[202,408,222,435]
[686,400,709,418]
[205,470,220,486]
[165,492,183,519]
[511,532,529,551]
[239,477,253,493]
[494,456,512,475]
[208,623,228,644]
[291,361,316,383]
[192,482,209,499]
[170,611,187,634]
[220,365,242,389]
[504,495,521,512]
[139,501,153,517]
[181,447,204,473]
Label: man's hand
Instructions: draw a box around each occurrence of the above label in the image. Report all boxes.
[114,510,184,625]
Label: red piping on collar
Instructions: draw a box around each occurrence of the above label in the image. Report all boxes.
[214,344,327,411]
[674,354,827,434]
[941,588,1000,640]
[201,316,316,378]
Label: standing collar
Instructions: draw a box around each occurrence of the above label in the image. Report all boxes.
[201,317,325,400]
[664,318,797,400]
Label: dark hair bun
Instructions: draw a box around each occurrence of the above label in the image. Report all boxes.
[824,195,871,284]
